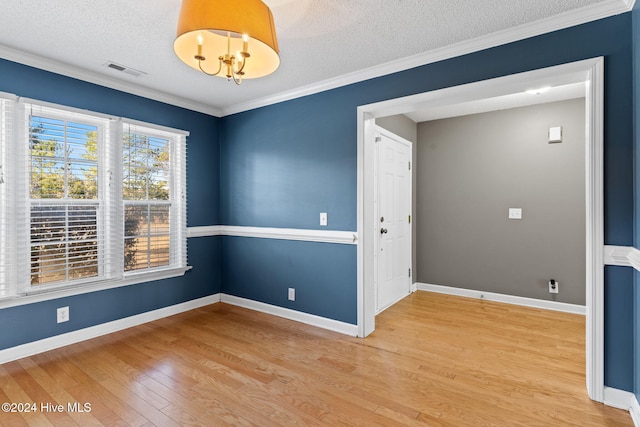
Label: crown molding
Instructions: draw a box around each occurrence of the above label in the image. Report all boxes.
[0,44,223,117]
[0,0,632,118]
[221,0,632,116]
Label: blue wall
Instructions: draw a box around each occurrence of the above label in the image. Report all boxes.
[605,267,635,391]
[0,59,222,350]
[635,271,640,402]
[633,1,640,404]
[220,97,357,230]
[221,237,357,323]
[220,14,635,391]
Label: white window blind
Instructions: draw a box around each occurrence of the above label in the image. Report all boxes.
[0,96,188,301]
[0,93,18,299]
[123,121,187,274]
[24,103,113,290]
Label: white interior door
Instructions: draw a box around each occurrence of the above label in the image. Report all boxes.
[375,127,412,313]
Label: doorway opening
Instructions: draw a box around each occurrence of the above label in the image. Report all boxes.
[356,57,604,402]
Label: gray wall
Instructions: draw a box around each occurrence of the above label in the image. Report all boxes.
[376,115,417,144]
[416,98,586,305]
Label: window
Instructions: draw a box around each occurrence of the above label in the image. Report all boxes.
[28,110,105,286]
[122,122,186,274]
[0,97,188,300]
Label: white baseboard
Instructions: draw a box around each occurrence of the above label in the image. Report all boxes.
[416,283,586,315]
[0,294,222,365]
[604,387,639,426]
[631,394,640,427]
[604,386,636,411]
[220,294,358,336]
[0,291,358,364]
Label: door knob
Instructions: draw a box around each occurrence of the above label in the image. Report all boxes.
[380,228,388,234]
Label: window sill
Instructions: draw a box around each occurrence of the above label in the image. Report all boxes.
[0,266,192,310]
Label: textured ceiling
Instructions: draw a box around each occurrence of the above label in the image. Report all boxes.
[0,0,632,116]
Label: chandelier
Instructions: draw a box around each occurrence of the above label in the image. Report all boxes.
[173,0,280,85]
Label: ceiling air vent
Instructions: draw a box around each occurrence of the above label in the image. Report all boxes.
[103,61,146,77]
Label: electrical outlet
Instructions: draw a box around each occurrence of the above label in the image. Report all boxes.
[508,208,522,220]
[548,280,559,294]
[288,288,295,301]
[57,306,69,323]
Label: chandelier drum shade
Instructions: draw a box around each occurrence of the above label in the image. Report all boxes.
[173,0,280,84]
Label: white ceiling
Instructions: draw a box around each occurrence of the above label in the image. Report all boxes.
[0,0,632,117]
[406,82,586,122]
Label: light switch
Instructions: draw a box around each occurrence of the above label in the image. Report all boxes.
[549,126,562,143]
[320,212,328,226]
[508,208,522,220]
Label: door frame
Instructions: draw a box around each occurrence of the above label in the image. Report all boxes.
[373,126,414,314]
[355,57,604,402]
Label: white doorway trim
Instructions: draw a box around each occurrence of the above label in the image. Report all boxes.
[356,57,605,402]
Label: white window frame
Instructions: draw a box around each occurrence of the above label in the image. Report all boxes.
[23,102,112,292]
[121,119,188,279]
[0,96,189,306]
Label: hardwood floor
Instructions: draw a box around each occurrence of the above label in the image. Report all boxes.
[0,291,633,426]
